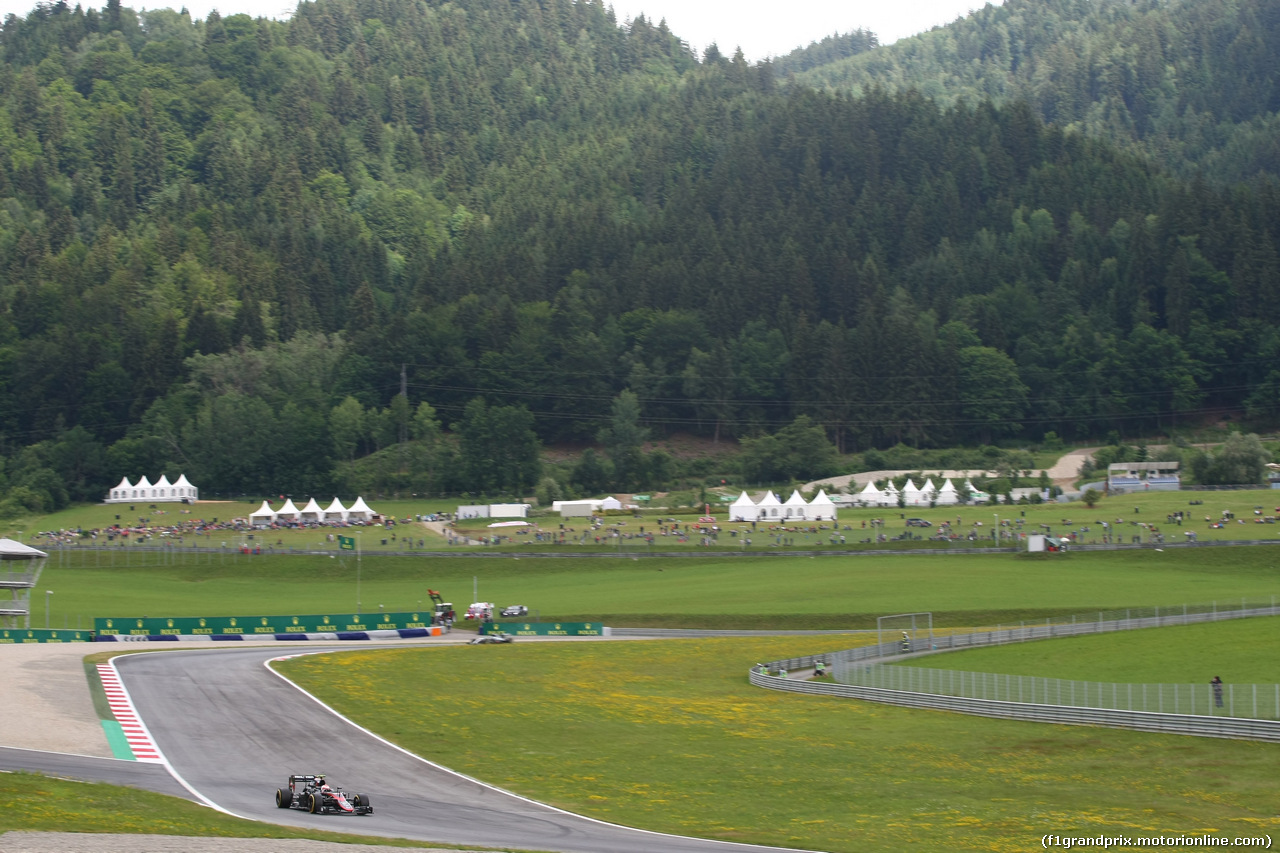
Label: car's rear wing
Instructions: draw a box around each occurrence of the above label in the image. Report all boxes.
[288,774,322,785]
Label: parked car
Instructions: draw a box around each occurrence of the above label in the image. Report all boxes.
[905,518,932,527]
[500,604,528,617]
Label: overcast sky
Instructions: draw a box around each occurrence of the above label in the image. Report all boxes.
[0,0,997,62]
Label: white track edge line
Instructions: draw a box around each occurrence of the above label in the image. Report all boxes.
[265,649,817,853]
[105,657,247,818]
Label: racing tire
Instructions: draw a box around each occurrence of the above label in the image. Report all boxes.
[354,793,370,810]
[308,792,324,814]
[275,788,292,809]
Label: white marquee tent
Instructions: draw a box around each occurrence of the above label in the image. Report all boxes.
[718,490,840,521]
[106,475,199,503]
[782,490,808,520]
[346,496,375,521]
[806,490,837,521]
[936,479,958,506]
[858,480,888,506]
[249,501,277,525]
[729,491,758,521]
[322,498,348,522]
[755,491,783,520]
[300,498,324,523]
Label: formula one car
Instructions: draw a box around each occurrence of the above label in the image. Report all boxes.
[468,631,514,644]
[274,774,373,815]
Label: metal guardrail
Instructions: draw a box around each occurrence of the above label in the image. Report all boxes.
[754,602,1280,741]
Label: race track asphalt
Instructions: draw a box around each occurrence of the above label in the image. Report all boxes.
[108,645,809,853]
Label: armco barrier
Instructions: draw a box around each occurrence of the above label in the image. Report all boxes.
[754,600,1280,741]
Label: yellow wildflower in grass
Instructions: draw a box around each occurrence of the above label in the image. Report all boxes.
[277,636,1280,853]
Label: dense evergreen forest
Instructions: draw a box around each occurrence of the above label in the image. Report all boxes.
[787,0,1280,183]
[0,0,1278,511]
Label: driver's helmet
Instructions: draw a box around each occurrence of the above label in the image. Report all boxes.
[314,776,325,787]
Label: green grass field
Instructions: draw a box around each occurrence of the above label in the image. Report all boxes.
[898,616,1280,684]
[277,637,1280,852]
[9,487,1280,560]
[0,771,476,847]
[32,545,1280,631]
[10,492,1280,851]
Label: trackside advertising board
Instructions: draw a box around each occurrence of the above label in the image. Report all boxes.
[0,628,93,643]
[95,612,434,636]
[481,622,603,636]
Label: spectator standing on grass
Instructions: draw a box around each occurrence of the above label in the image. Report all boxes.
[1211,676,1224,708]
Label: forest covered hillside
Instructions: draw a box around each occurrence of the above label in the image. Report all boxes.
[0,0,1278,511]
[784,0,1280,183]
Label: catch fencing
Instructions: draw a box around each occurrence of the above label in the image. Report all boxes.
[753,598,1280,741]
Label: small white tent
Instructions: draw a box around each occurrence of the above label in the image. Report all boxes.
[806,490,838,521]
[782,490,808,520]
[858,480,886,507]
[901,479,921,507]
[600,496,623,511]
[919,478,938,507]
[110,477,132,502]
[729,491,758,522]
[936,479,958,506]
[322,498,348,522]
[249,501,277,526]
[347,496,375,521]
[154,474,173,499]
[299,498,324,523]
[275,498,301,521]
[173,474,198,501]
[755,491,783,520]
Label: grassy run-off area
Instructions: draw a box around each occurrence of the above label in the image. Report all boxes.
[34,544,1280,630]
[277,635,1280,852]
[0,772,451,847]
[898,616,1280,684]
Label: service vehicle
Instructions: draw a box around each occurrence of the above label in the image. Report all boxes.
[427,589,455,624]
[274,774,373,815]
[465,602,495,620]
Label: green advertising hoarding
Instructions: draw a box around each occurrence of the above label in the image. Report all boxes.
[94,611,433,636]
[0,628,93,643]
[482,621,604,637]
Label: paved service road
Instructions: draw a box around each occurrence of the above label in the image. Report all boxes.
[116,646,807,853]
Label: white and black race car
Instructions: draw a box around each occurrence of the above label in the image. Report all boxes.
[275,774,373,815]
